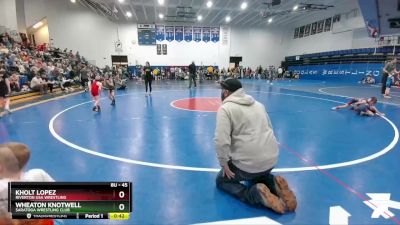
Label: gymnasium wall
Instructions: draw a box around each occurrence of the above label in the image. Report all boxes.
[0,0,18,32]
[23,0,285,68]
[282,0,377,57]
[230,26,284,69]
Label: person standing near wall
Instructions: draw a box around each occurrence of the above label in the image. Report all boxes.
[382,58,398,96]
[0,70,11,117]
[81,65,89,92]
[277,67,283,78]
[143,62,153,94]
[189,61,197,88]
[257,65,263,79]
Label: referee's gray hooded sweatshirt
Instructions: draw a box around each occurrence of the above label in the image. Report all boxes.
[214,88,279,173]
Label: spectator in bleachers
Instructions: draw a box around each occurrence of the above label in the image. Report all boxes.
[30,74,48,94]
[15,60,25,75]
[0,43,9,54]
[277,67,283,78]
[207,66,214,80]
[257,66,263,79]
[1,31,105,97]
[80,65,89,91]
[0,70,11,116]
[76,51,81,61]
[59,73,74,92]
[9,72,20,92]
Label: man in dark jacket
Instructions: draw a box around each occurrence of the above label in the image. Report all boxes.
[188,61,196,88]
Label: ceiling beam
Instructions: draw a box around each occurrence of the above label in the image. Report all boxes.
[275,11,319,26]
[251,0,300,26]
[233,1,263,25]
[117,4,129,21]
[208,0,232,25]
[248,16,264,26]
[80,0,108,19]
[141,0,148,21]
[130,0,241,12]
[154,0,157,22]
[233,11,256,25]
[129,0,139,22]
[217,0,261,24]
[241,12,262,26]
[202,1,214,24]
[230,11,249,25]
[217,0,236,24]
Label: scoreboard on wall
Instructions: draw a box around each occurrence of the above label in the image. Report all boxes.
[138,24,156,46]
[8,182,132,220]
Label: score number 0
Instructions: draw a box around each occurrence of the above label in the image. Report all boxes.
[118,191,125,211]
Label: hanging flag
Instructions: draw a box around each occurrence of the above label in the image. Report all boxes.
[210,27,220,43]
[193,27,202,42]
[165,26,174,42]
[184,26,193,42]
[156,25,165,41]
[175,26,184,42]
[202,27,211,43]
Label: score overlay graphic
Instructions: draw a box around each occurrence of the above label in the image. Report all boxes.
[8,182,132,220]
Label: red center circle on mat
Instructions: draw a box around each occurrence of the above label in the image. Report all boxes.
[171,97,221,112]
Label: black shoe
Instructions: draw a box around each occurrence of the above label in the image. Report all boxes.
[111,100,115,106]
[92,106,96,111]
[97,106,101,111]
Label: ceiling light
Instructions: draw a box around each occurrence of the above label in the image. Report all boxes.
[158,0,164,5]
[225,16,231,23]
[159,13,164,19]
[33,21,43,29]
[206,1,213,8]
[197,15,203,21]
[70,0,76,3]
[293,5,298,11]
[268,18,273,23]
[118,0,124,3]
[126,11,132,17]
[240,2,247,10]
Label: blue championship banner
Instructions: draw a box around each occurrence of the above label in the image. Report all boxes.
[288,63,384,82]
[184,26,193,42]
[156,25,165,41]
[175,26,184,42]
[202,27,211,43]
[165,26,174,42]
[193,27,202,42]
[210,27,220,43]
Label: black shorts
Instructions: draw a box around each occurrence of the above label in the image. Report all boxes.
[0,86,8,98]
[0,92,9,98]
